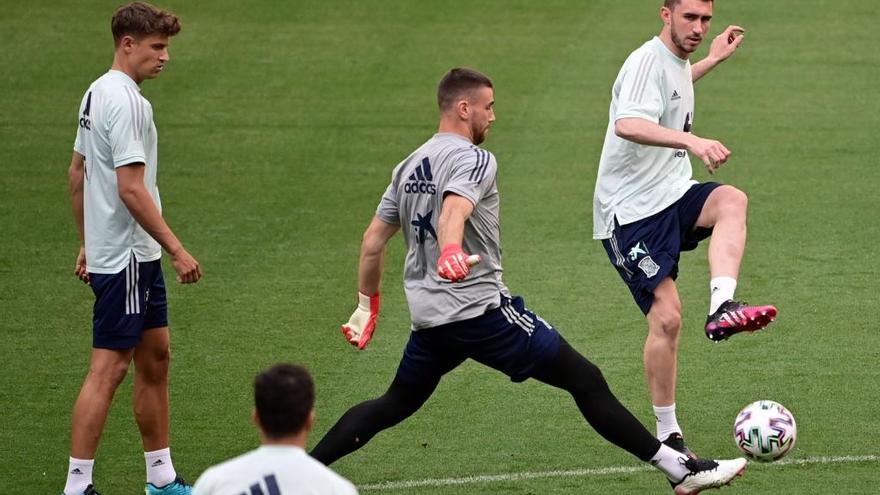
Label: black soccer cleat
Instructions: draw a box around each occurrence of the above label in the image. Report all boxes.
[663,432,697,459]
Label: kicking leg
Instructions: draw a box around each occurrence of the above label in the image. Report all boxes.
[310,374,439,465]
[697,186,776,341]
[531,338,661,462]
[531,338,747,491]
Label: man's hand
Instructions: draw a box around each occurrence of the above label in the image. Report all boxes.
[171,247,202,284]
[708,25,745,64]
[74,246,90,285]
[341,292,379,350]
[686,135,731,174]
[437,244,481,282]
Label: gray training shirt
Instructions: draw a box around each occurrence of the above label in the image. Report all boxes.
[376,132,509,330]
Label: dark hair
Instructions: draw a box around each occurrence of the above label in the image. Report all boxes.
[664,0,713,9]
[112,2,181,45]
[254,364,315,439]
[437,68,494,111]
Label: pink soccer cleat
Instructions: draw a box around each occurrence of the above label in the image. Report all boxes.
[705,300,777,342]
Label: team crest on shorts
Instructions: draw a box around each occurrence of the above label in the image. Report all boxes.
[638,256,661,278]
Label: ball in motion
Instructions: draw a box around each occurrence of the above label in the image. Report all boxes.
[733,400,797,462]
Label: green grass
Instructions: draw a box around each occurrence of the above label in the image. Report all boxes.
[2,0,879,493]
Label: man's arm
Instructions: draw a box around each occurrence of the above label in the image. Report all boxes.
[340,216,399,350]
[435,193,480,282]
[437,193,473,247]
[116,163,202,283]
[357,216,400,296]
[615,118,730,174]
[692,26,745,83]
[69,152,89,284]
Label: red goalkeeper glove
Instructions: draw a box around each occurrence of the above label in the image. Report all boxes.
[437,244,481,282]
[341,292,379,350]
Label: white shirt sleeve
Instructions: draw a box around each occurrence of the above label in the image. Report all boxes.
[107,89,147,168]
[614,51,664,124]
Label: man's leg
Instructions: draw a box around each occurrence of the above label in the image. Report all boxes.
[695,185,748,284]
[643,278,695,455]
[645,277,683,428]
[695,185,776,340]
[532,339,661,461]
[133,326,184,490]
[310,374,440,465]
[66,348,133,494]
[531,338,748,492]
[133,326,171,451]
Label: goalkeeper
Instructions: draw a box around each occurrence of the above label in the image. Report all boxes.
[311,68,746,494]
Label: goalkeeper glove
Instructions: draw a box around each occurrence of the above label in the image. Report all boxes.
[437,244,481,282]
[341,292,379,350]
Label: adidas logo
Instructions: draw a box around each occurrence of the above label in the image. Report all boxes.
[151,459,165,467]
[71,468,84,475]
[671,90,681,101]
[404,157,437,195]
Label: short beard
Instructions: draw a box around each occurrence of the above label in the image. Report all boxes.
[670,24,697,54]
[471,125,486,145]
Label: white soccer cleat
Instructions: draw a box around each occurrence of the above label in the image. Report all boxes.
[672,457,747,495]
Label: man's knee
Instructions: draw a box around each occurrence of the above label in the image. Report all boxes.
[648,302,682,338]
[87,356,130,390]
[718,186,748,215]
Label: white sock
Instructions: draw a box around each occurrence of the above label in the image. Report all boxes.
[145,448,177,487]
[64,457,94,495]
[709,276,737,315]
[650,443,691,482]
[653,403,682,441]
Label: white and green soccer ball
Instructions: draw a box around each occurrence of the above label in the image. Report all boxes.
[733,400,797,462]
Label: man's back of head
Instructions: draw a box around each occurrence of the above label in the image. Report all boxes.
[254,364,315,442]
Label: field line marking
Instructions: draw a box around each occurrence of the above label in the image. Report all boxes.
[359,454,879,491]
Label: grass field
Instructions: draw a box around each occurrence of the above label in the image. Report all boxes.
[2,0,879,493]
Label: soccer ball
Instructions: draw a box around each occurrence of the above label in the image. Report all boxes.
[733,400,797,462]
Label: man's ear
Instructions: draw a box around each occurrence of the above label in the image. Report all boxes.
[251,407,260,428]
[305,409,316,433]
[456,98,470,121]
[119,35,136,53]
[660,6,672,26]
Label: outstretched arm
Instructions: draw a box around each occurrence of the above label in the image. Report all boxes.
[692,26,745,83]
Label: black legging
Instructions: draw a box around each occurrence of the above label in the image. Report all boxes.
[310,338,660,465]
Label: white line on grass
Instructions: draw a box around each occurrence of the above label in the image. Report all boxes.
[358,455,879,491]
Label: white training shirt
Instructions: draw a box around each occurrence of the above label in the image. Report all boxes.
[193,445,358,495]
[593,36,697,239]
[73,70,162,273]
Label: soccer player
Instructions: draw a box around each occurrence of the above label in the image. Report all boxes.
[193,364,358,495]
[310,67,747,494]
[592,0,777,456]
[64,3,201,494]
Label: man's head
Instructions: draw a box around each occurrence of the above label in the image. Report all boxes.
[660,0,713,58]
[437,68,495,145]
[111,2,181,82]
[253,364,315,441]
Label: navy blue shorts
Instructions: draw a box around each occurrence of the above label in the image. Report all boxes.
[602,182,722,315]
[395,295,561,385]
[89,256,168,349]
